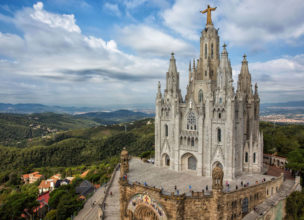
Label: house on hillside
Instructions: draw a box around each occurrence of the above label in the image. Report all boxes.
[38,174,62,194]
[75,180,94,197]
[66,176,75,182]
[39,179,56,194]
[21,172,43,184]
[55,179,70,188]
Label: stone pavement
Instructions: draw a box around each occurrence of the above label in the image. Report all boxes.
[74,184,106,220]
[127,158,275,195]
[103,170,121,220]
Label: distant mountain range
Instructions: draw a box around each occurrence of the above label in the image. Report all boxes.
[0,103,154,114]
[1,101,304,116]
[261,100,304,108]
[260,100,304,115]
[76,110,154,125]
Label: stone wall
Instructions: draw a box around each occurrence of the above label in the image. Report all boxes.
[120,173,285,220]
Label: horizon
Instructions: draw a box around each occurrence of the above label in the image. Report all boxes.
[1,0,304,106]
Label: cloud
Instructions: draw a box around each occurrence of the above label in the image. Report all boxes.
[103,3,121,17]
[118,25,195,56]
[122,0,170,9]
[162,0,304,49]
[0,1,303,106]
[217,0,304,48]
[30,2,81,33]
[162,0,203,40]
[0,2,169,106]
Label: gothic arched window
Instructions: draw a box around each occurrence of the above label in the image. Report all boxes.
[217,128,221,142]
[191,137,194,147]
[165,124,168,137]
[199,90,203,103]
[253,152,256,163]
[205,44,207,59]
[187,111,196,130]
[242,198,249,214]
[245,152,248,163]
[211,43,214,59]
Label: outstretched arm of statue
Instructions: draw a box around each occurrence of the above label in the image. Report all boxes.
[211,7,217,11]
[200,9,208,14]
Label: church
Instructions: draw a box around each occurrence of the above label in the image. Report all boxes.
[118,5,300,220]
[154,5,263,179]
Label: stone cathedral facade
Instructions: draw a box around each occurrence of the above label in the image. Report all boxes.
[154,20,263,179]
[119,7,301,220]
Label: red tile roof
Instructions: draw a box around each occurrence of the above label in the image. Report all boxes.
[81,170,90,178]
[34,192,50,213]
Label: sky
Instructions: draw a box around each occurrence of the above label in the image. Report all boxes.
[0,0,304,108]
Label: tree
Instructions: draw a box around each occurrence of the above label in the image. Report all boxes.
[48,189,67,210]
[285,191,304,220]
[44,209,57,220]
[0,192,39,219]
[56,194,83,220]
[7,172,19,186]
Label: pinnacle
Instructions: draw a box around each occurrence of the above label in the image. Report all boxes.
[222,43,228,54]
[168,52,177,73]
[243,54,247,61]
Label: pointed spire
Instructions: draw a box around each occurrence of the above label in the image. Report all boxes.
[240,54,249,75]
[157,81,162,99]
[237,54,253,95]
[217,43,232,91]
[222,43,228,54]
[193,58,196,71]
[254,83,258,95]
[168,52,177,73]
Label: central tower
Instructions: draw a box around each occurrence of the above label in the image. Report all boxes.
[154,6,263,179]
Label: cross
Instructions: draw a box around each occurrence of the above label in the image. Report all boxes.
[243,54,247,59]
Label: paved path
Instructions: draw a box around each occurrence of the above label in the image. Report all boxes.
[74,184,106,220]
[128,158,275,195]
[104,170,121,220]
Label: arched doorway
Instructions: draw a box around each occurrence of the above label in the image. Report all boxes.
[181,153,197,171]
[162,154,170,167]
[127,194,167,220]
[134,205,159,220]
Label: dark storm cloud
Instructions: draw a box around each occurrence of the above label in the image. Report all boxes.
[57,68,160,82]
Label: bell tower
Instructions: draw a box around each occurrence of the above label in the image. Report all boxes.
[197,5,220,81]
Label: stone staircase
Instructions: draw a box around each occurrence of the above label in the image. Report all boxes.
[103,170,120,219]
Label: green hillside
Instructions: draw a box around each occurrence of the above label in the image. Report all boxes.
[0,118,154,172]
[0,113,99,147]
[0,111,153,147]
